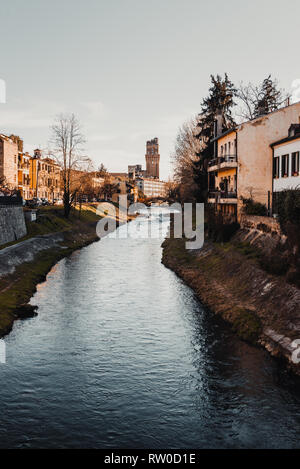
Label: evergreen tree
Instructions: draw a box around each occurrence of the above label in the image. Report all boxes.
[254,75,285,117]
[194,74,237,201]
[237,75,289,120]
[198,73,236,140]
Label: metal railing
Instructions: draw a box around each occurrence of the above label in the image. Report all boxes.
[208,155,237,167]
[208,190,237,200]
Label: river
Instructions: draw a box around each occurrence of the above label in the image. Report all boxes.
[0,207,300,448]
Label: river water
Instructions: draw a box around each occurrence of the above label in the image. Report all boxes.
[0,207,300,448]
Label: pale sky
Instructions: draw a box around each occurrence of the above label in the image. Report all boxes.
[0,0,299,179]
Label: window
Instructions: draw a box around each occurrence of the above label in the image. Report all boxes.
[273,156,280,178]
[281,154,289,177]
[292,152,299,176]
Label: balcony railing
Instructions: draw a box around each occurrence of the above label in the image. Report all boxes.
[208,190,237,201]
[208,154,237,168]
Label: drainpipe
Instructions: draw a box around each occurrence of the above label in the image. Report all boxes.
[235,130,238,217]
[271,146,274,216]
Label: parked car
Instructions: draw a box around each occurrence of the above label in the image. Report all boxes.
[53,198,63,206]
[41,198,50,206]
[26,197,43,208]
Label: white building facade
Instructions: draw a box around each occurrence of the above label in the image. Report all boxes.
[136,177,166,198]
[271,124,300,193]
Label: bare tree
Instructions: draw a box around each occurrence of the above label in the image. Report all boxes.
[50,113,86,218]
[171,117,202,202]
[236,76,290,121]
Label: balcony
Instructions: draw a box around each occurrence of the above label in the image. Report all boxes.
[208,155,237,172]
[207,190,238,204]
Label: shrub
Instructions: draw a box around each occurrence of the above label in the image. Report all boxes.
[259,252,290,276]
[206,207,240,242]
[274,190,300,283]
[241,197,267,216]
[275,189,300,233]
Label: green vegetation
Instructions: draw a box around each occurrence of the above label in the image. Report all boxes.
[231,308,262,344]
[241,197,267,216]
[0,204,104,337]
[0,205,102,251]
[235,242,260,261]
[162,234,263,344]
[275,189,300,228]
[263,190,300,286]
[206,206,240,242]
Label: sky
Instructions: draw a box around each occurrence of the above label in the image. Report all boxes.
[0,0,300,180]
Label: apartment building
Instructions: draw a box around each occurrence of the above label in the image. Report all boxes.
[136,177,166,198]
[0,134,19,189]
[128,164,145,180]
[271,124,300,211]
[208,101,300,220]
[18,152,31,199]
[208,129,238,218]
[30,150,62,201]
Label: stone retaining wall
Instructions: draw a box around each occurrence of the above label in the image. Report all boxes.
[240,215,281,235]
[0,206,27,246]
[0,232,64,277]
[234,215,285,256]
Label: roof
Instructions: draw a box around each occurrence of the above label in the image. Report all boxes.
[270,123,300,147]
[270,134,300,148]
[211,127,237,143]
[213,100,300,143]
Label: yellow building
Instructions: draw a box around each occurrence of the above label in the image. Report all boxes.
[207,129,238,220]
[208,101,300,221]
[29,150,62,201]
[18,152,31,199]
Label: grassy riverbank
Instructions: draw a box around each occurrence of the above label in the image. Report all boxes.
[0,204,125,337]
[162,234,300,375]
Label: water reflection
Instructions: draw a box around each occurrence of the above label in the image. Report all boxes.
[0,207,299,448]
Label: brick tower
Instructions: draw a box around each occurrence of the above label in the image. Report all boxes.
[145,137,160,179]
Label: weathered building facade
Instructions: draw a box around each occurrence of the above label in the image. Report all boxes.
[30,150,62,201]
[271,124,300,193]
[18,152,31,199]
[0,134,19,189]
[208,129,238,219]
[136,177,166,198]
[208,101,300,221]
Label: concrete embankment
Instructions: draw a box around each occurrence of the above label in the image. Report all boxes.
[162,227,300,376]
[0,233,64,278]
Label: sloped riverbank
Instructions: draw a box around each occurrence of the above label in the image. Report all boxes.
[0,204,129,338]
[161,233,300,376]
